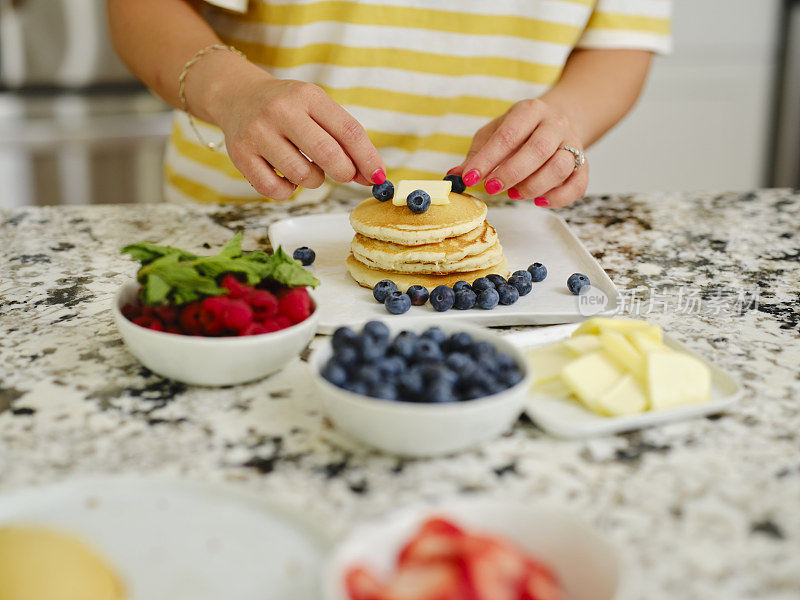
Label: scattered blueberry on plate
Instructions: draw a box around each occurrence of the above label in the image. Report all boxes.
[454,288,477,310]
[407,190,431,214]
[528,262,547,282]
[373,279,398,303]
[443,173,466,194]
[429,285,455,312]
[497,284,519,305]
[567,273,591,295]
[406,285,429,306]
[472,277,495,293]
[372,181,394,202]
[486,274,507,288]
[507,274,532,296]
[511,269,531,282]
[321,323,524,403]
[477,288,499,310]
[292,246,315,266]
[385,291,412,314]
[452,281,472,293]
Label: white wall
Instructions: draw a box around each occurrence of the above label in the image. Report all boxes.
[587,0,782,194]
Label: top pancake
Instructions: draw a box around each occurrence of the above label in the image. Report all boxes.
[349,192,488,245]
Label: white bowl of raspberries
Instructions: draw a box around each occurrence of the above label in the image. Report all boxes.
[113,236,319,386]
[310,319,531,457]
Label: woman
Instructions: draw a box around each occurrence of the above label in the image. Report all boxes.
[107,0,671,206]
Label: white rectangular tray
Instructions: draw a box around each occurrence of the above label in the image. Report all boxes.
[507,324,743,438]
[269,207,619,333]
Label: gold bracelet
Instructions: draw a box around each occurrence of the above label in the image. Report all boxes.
[178,44,246,151]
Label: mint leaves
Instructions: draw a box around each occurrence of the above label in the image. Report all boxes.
[121,232,319,306]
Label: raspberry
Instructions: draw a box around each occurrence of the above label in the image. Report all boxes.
[245,289,278,318]
[121,302,142,321]
[179,302,203,334]
[199,297,226,335]
[242,322,269,336]
[278,287,312,324]
[153,305,178,324]
[220,274,249,298]
[264,315,291,332]
[220,298,254,332]
[132,316,164,331]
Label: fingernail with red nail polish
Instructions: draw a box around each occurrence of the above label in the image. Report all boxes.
[508,187,522,200]
[485,178,503,195]
[371,169,386,185]
[462,170,480,187]
[534,197,549,207]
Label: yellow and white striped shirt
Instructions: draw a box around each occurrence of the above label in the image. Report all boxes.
[164,0,671,204]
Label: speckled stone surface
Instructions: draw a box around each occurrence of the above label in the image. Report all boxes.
[1,190,799,599]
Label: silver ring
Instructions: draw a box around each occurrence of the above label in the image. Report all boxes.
[562,145,585,172]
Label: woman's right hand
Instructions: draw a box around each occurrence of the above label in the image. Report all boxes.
[190,54,386,200]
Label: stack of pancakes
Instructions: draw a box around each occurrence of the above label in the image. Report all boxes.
[347,191,509,289]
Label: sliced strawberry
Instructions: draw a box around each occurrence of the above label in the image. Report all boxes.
[521,569,566,600]
[461,536,530,600]
[398,518,464,567]
[345,566,386,600]
[380,563,466,600]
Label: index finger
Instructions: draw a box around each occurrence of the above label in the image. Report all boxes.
[309,99,386,184]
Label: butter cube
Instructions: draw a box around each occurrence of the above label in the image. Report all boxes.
[560,352,624,412]
[595,374,647,416]
[563,334,602,356]
[392,180,452,206]
[599,330,645,382]
[646,351,711,410]
[527,343,574,386]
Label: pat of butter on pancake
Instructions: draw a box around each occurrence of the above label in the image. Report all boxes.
[392,180,452,206]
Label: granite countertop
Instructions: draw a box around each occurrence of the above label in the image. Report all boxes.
[1,190,799,599]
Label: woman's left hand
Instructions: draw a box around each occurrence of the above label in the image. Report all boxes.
[451,98,588,208]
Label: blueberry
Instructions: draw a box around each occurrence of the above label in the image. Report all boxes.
[373,279,398,303]
[443,173,466,194]
[445,352,475,374]
[427,381,456,403]
[415,339,444,363]
[342,380,369,395]
[508,275,532,297]
[332,326,358,352]
[429,285,455,312]
[385,291,411,314]
[389,335,416,360]
[363,320,390,342]
[406,285,429,306]
[567,273,591,295]
[452,281,472,293]
[334,344,359,370]
[321,359,347,387]
[476,288,499,310]
[498,367,524,387]
[377,355,406,378]
[421,327,447,346]
[497,284,520,305]
[454,289,477,310]
[372,180,394,202]
[472,277,495,293]
[407,189,431,214]
[512,269,532,281]
[292,246,315,266]
[370,382,399,401]
[461,385,487,401]
[470,340,496,361]
[444,332,473,353]
[397,369,424,398]
[495,353,517,371]
[476,354,499,374]
[421,364,459,386]
[528,263,547,282]
[355,335,387,363]
[355,364,382,387]
[486,274,507,288]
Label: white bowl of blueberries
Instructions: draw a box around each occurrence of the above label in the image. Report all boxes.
[310,319,532,457]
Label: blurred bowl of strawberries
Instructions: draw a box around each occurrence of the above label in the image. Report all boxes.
[323,501,620,600]
[112,233,319,386]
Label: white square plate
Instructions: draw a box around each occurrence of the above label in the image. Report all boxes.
[506,324,743,438]
[269,207,619,333]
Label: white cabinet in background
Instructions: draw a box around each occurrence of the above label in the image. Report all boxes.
[587,0,782,194]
